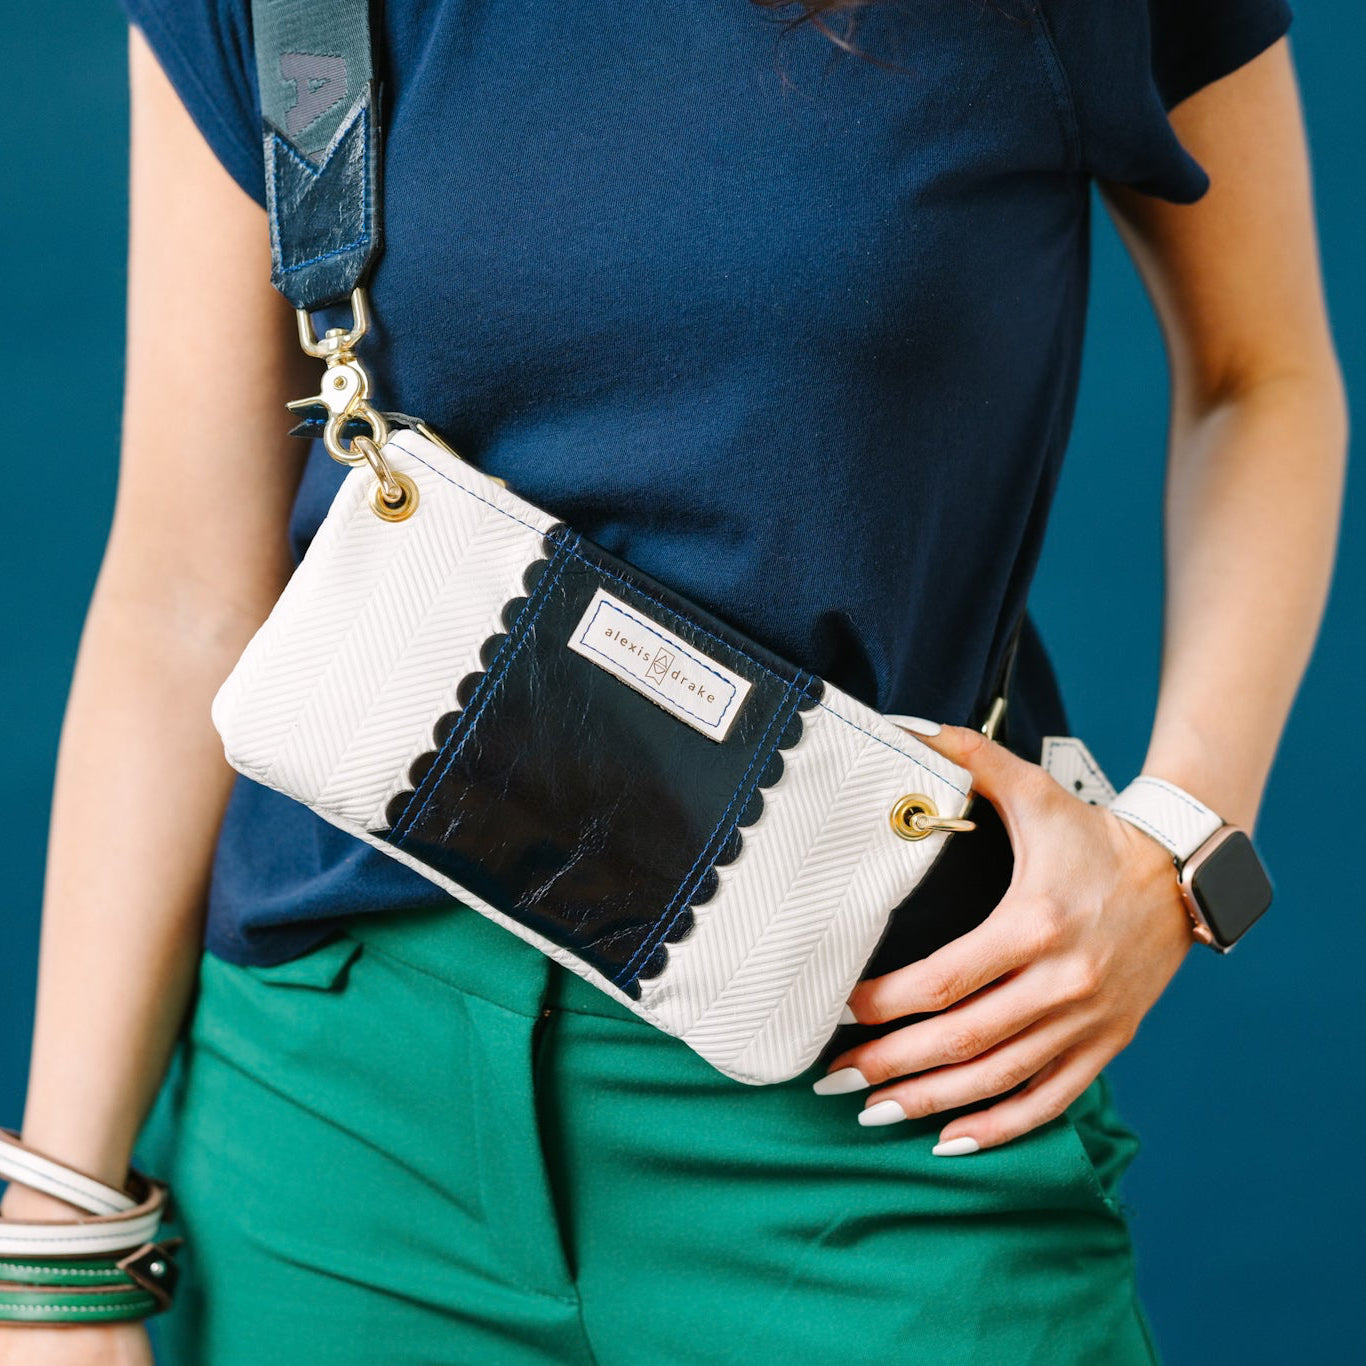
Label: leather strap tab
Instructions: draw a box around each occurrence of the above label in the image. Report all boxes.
[251,0,382,310]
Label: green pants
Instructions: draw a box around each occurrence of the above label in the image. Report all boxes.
[134,902,1159,1364]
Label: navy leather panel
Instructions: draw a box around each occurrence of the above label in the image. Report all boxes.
[377,524,823,996]
[264,82,382,310]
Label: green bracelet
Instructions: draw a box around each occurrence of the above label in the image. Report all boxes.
[0,1241,182,1325]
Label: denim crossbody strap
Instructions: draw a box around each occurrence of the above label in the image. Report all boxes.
[251,0,381,311]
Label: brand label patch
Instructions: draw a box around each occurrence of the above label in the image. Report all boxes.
[566,587,752,742]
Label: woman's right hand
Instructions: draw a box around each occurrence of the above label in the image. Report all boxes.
[0,1323,155,1366]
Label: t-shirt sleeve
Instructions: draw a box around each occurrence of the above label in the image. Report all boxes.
[1045,0,1295,203]
[117,0,266,209]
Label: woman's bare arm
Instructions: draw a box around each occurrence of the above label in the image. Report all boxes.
[1102,35,1348,830]
[1,26,313,1218]
[819,36,1348,1147]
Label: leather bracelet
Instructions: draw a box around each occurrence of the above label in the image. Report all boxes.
[0,1277,164,1326]
[0,1128,181,1323]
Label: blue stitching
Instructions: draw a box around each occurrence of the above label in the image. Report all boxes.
[574,599,740,729]
[1137,777,1211,818]
[267,104,373,279]
[391,539,574,845]
[391,536,570,841]
[278,237,369,275]
[387,536,570,837]
[615,676,803,988]
[581,595,740,698]
[1047,737,1110,792]
[272,99,369,176]
[393,537,573,845]
[394,442,968,796]
[1109,805,1175,850]
[618,678,802,987]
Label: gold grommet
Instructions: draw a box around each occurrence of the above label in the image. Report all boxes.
[370,471,419,522]
[890,793,976,841]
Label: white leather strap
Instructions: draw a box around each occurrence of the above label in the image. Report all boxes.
[0,1207,166,1258]
[1108,775,1223,862]
[0,1128,165,1258]
[0,1130,134,1217]
[1040,735,1117,806]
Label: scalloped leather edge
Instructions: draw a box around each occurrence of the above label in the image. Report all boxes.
[377,532,560,839]
[628,675,825,988]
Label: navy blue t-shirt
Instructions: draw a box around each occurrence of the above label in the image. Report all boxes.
[120,0,1292,966]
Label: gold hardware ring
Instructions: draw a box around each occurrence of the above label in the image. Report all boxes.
[889,793,976,842]
[324,403,391,466]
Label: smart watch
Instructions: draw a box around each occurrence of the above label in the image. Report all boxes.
[1107,775,1273,953]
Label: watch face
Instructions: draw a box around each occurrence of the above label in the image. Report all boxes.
[1187,829,1273,948]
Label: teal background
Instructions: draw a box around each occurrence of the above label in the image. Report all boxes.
[1,3,1360,1361]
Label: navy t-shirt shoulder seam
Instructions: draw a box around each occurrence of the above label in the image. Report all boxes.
[1155,1,1295,112]
[1040,0,1294,203]
[119,0,266,209]
[1023,3,1083,173]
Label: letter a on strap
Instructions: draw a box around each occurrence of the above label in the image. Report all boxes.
[251,0,382,310]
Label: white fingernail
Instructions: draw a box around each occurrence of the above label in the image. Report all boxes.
[812,1066,870,1096]
[931,1136,980,1156]
[857,1100,907,1127]
[838,1004,858,1025]
[884,713,942,737]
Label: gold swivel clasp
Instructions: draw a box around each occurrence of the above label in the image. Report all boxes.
[289,288,417,522]
[889,793,976,841]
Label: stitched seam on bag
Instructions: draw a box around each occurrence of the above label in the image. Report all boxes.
[391,537,576,845]
[625,679,804,988]
[574,597,743,729]
[396,443,968,797]
[386,536,569,839]
[278,236,369,275]
[615,676,803,989]
[1068,741,1109,791]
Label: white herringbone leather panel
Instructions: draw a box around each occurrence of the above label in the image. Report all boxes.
[212,434,555,828]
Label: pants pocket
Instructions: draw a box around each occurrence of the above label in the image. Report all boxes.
[1059,1069,1143,1220]
[239,931,365,992]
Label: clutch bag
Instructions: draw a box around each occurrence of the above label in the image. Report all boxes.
[211,422,974,1084]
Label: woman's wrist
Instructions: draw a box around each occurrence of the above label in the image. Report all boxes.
[0,1182,95,1223]
[0,1120,135,1221]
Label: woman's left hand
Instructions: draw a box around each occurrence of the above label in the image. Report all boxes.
[815,723,1196,1152]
